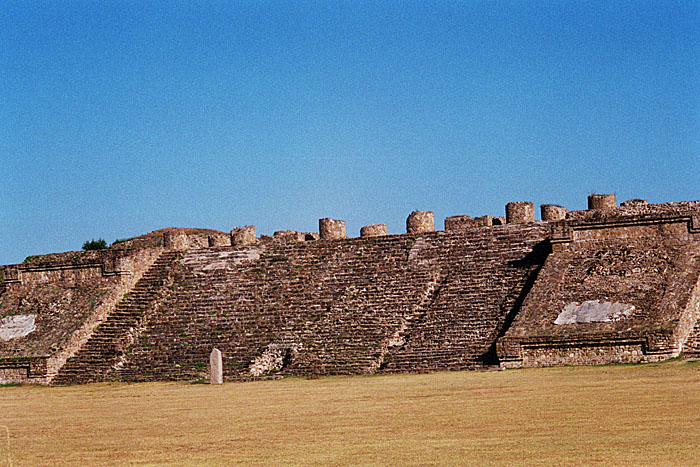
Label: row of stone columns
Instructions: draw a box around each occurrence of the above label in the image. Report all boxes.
[505,194,618,223]
[218,193,619,247]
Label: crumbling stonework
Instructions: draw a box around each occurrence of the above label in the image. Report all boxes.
[588,193,617,210]
[163,230,189,250]
[231,225,256,246]
[406,211,435,234]
[360,224,387,237]
[319,218,346,240]
[506,202,534,224]
[3,196,700,384]
[541,204,567,221]
[444,215,493,231]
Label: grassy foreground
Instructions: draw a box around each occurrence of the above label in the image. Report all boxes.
[2,361,700,466]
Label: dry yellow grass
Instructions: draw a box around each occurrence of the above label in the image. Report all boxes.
[2,361,700,466]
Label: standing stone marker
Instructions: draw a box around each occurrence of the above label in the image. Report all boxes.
[210,348,223,385]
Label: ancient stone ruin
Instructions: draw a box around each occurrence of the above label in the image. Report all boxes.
[2,195,700,385]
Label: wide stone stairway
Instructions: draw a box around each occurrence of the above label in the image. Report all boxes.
[52,250,180,385]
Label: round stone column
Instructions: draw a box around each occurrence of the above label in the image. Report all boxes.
[540,204,567,221]
[406,211,434,234]
[360,224,387,237]
[588,194,617,210]
[319,218,346,240]
[505,202,535,224]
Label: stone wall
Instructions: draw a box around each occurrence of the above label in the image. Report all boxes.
[0,247,161,383]
[103,224,549,382]
[3,198,700,384]
[498,210,700,368]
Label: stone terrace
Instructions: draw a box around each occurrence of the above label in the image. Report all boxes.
[499,218,700,367]
[104,225,549,382]
[3,194,700,384]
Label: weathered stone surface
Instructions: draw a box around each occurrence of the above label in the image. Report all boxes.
[588,193,617,210]
[444,215,472,231]
[0,315,36,341]
[163,230,189,250]
[621,199,648,207]
[506,202,534,224]
[498,219,700,368]
[319,218,346,240]
[4,197,700,385]
[360,224,387,237]
[231,225,256,246]
[248,344,293,377]
[444,215,493,231]
[541,204,567,221]
[554,301,635,325]
[210,348,223,384]
[208,235,230,247]
[273,230,304,242]
[406,211,434,234]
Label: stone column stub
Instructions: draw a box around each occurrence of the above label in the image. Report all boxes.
[231,225,256,246]
[163,230,189,250]
[319,218,346,240]
[588,194,617,210]
[541,204,567,222]
[406,211,435,234]
[360,224,387,238]
[505,202,535,224]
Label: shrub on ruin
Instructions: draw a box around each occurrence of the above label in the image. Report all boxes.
[82,238,108,251]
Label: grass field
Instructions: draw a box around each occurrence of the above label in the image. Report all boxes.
[2,361,700,466]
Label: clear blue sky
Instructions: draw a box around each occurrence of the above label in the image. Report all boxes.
[1,1,698,264]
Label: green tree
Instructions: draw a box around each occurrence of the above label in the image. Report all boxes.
[82,238,108,250]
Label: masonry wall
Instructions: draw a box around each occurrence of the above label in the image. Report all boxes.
[498,215,700,368]
[0,248,161,383]
[4,200,700,385]
[106,224,550,382]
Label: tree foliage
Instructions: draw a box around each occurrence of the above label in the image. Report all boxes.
[82,238,108,250]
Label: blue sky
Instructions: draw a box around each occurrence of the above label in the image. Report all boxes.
[1,1,698,264]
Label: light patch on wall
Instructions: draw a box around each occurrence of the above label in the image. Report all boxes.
[0,314,37,341]
[554,301,635,325]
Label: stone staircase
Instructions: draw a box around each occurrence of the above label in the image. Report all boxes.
[683,319,700,358]
[52,250,180,385]
[118,238,439,381]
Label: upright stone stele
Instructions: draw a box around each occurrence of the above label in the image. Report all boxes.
[210,348,223,385]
